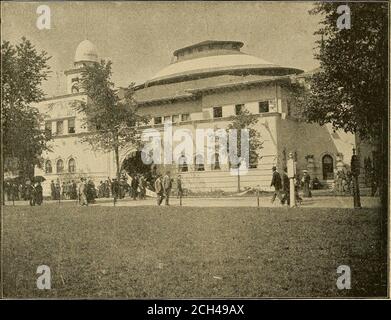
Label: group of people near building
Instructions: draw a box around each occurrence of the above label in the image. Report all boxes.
[153,172,183,206]
[76,173,152,206]
[25,181,43,206]
[270,166,313,206]
[4,180,43,206]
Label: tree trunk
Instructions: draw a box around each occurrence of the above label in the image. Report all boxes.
[114,146,120,181]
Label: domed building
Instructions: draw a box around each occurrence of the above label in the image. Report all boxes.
[130,40,356,192]
[35,39,358,196]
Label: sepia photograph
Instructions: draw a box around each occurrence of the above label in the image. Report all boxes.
[1,0,389,304]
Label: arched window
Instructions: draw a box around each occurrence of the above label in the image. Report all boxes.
[322,155,334,180]
[45,160,52,174]
[212,153,220,170]
[56,159,64,173]
[194,154,205,171]
[68,158,76,173]
[178,155,188,172]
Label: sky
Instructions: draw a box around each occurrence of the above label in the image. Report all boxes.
[2,1,323,97]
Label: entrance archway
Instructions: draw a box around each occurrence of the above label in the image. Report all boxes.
[322,154,334,180]
[121,151,154,183]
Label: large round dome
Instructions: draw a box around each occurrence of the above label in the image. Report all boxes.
[74,40,98,63]
[147,40,301,85]
[151,53,278,82]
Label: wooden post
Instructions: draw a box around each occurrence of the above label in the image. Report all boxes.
[257,188,260,208]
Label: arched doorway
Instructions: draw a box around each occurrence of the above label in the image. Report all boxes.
[322,155,334,180]
[121,151,154,183]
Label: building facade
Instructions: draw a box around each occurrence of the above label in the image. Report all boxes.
[36,39,359,195]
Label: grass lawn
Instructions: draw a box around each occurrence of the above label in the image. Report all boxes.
[2,204,387,298]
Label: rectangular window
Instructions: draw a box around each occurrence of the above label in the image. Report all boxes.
[258,101,270,113]
[213,106,222,118]
[181,113,190,121]
[235,104,244,115]
[68,118,75,134]
[154,117,162,125]
[164,116,171,123]
[172,114,179,123]
[56,120,64,135]
[45,121,52,136]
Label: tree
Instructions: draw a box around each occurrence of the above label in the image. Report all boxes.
[306,2,387,140]
[74,60,149,180]
[1,37,51,179]
[299,3,388,200]
[228,108,263,192]
[304,2,388,266]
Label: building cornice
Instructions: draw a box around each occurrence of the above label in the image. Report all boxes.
[136,93,198,106]
[136,75,291,106]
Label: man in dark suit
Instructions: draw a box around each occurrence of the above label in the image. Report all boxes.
[111,178,120,205]
[131,174,138,200]
[154,175,164,206]
[162,171,172,206]
[270,166,283,204]
[176,174,183,198]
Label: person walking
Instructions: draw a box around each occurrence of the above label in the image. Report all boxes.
[154,175,164,206]
[270,166,283,204]
[71,180,78,200]
[131,174,139,200]
[35,182,43,205]
[78,178,88,206]
[176,174,183,199]
[111,178,120,205]
[55,180,61,200]
[27,181,36,206]
[163,171,172,206]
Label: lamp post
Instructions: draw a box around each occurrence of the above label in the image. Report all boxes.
[287,152,296,208]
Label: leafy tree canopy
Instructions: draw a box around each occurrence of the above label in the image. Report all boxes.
[73,60,150,179]
[227,108,263,168]
[299,2,388,141]
[1,37,51,178]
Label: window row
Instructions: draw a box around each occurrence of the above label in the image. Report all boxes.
[45,118,76,136]
[213,100,273,119]
[45,158,76,174]
[152,100,274,125]
[154,113,190,125]
[176,153,258,173]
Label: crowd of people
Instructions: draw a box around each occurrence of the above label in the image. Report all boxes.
[4,166,377,207]
[4,180,43,206]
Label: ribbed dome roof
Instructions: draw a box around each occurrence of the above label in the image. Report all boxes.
[74,40,98,63]
[147,40,300,85]
[151,53,278,82]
